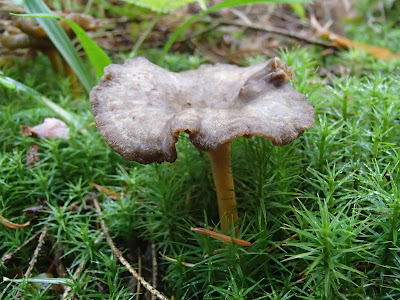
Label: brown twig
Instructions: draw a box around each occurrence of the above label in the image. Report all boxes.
[1,230,41,264]
[151,241,158,300]
[24,224,49,277]
[220,20,335,48]
[15,224,49,298]
[93,197,169,300]
[178,19,225,43]
[136,251,142,300]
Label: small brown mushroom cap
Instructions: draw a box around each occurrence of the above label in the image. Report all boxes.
[90,57,314,164]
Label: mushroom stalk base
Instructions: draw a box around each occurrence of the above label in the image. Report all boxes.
[207,142,238,233]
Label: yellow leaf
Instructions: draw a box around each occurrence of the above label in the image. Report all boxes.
[311,15,400,61]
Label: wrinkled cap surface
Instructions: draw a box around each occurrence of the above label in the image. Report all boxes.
[90,57,314,164]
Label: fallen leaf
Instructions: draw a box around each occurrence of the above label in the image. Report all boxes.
[21,125,38,137]
[0,214,30,229]
[89,183,121,200]
[311,15,400,61]
[26,144,40,166]
[190,227,252,247]
[21,118,70,139]
[23,205,46,217]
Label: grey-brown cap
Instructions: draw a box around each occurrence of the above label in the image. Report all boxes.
[90,57,314,164]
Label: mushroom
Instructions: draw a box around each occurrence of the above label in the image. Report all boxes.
[90,57,314,233]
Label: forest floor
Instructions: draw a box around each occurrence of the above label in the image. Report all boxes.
[1,1,400,299]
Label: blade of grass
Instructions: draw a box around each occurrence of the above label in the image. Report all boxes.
[0,72,80,129]
[121,0,204,12]
[12,13,112,80]
[160,0,311,62]
[289,3,306,20]
[21,0,94,93]
[128,15,161,59]
[3,276,73,285]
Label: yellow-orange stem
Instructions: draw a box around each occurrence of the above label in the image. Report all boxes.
[207,142,238,233]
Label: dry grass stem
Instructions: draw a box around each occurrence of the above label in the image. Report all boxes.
[15,224,49,298]
[151,241,158,300]
[24,224,49,278]
[136,251,142,300]
[159,252,195,268]
[93,197,169,300]
[221,20,335,48]
[61,258,87,300]
[1,230,41,264]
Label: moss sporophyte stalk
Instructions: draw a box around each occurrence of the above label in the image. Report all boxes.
[90,57,314,233]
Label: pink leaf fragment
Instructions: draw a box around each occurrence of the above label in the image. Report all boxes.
[22,118,70,140]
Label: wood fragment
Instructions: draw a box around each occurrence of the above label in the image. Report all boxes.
[190,227,252,247]
[93,197,169,300]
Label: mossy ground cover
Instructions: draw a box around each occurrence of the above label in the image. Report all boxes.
[1,12,400,300]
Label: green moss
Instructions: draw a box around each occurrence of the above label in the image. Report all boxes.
[1,12,400,298]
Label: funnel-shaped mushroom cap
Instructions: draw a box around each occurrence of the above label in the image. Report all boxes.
[90,57,314,164]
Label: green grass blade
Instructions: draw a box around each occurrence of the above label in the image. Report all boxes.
[289,3,306,20]
[160,0,311,62]
[13,13,112,80]
[3,276,73,285]
[22,0,94,93]
[121,0,202,12]
[0,72,79,128]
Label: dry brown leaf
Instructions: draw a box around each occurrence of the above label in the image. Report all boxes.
[21,118,70,140]
[21,125,38,137]
[0,215,30,229]
[311,15,400,61]
[89,183,121,200]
